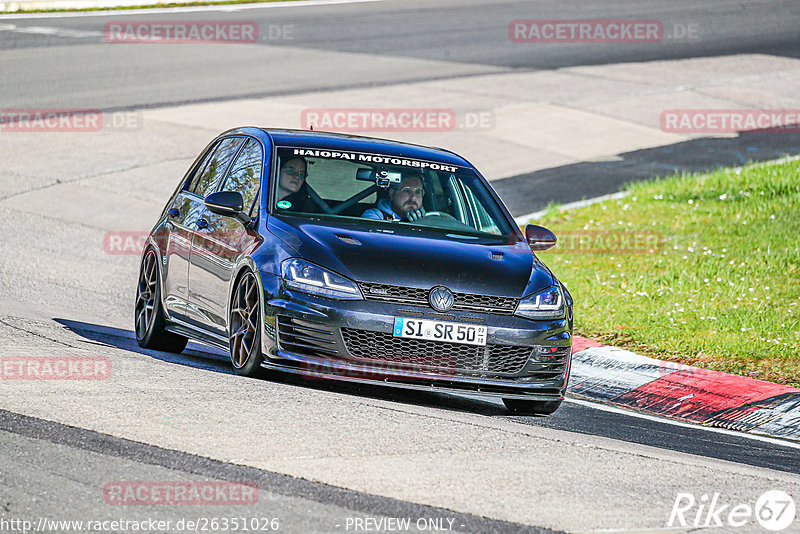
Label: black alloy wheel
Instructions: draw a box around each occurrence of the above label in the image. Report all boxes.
[134,249,188,353]
[229,270,264,376]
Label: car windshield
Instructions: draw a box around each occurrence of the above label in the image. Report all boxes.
[271,146,515,237]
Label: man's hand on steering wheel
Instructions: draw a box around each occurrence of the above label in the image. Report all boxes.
[405,207,426,222]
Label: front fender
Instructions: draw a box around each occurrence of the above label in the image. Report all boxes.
[226,256,271,358]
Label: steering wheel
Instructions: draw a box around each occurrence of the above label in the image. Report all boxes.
[422,211,456,219]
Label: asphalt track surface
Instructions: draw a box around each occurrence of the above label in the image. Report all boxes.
[1,1,800,532]
[3,0,800,210]
[3,0,800,107]
[1,411,555,534]
[2,322,799,533]
[32,321,800,476]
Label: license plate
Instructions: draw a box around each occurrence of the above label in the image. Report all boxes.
[393,317,487,346]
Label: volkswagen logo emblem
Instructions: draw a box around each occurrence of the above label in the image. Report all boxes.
[428,286,454,312]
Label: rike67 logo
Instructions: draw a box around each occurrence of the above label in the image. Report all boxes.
[668,490,796,531]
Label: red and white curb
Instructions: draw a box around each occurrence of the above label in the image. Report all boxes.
[568,337,800,442]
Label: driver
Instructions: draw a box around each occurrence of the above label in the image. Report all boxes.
[362,174,426,221]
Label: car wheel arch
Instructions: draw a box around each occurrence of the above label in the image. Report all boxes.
[226,257,267,346]
[140,241,171,321]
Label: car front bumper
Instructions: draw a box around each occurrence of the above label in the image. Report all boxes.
[259,280,572,401]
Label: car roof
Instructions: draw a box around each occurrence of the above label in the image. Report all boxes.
[240,128,471,168]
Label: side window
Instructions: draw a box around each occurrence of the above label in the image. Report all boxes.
[445,175,470,225]
[220,138,262,216]
[192,137,243,198]
[459,182,499,234]
[185,141,219,193]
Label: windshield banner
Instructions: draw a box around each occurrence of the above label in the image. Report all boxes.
[290,148,459,173]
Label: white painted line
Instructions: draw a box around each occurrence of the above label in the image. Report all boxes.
[514,192,629,225]
[569,346,685,400]
[566,397,800,450]
[742,399,800,440]
[741,153,800,167]
[0,0,385,19]
[0,23,102,36]
[586,527,700,533]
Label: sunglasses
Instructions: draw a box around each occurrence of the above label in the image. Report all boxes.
[283,168,308,179]
[393,186,425,197]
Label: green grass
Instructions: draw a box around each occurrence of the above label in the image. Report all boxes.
[533,158,800,387]
[3,0,296,14]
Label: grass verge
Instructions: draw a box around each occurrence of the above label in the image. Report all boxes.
[533,158,800,387]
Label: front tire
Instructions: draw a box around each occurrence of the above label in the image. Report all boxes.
[229,270,264,377]
[503,398,562,415]
[134,249,188,353]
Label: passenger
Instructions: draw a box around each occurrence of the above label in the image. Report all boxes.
[276,156,317,213]
[362,174,426,221]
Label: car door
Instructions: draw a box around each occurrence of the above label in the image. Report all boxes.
[187,137,263,337]
[179,136,244,331]
[162,140,219,320]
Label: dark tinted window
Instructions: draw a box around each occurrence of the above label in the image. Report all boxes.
[220,138,262,216]
[192,137,243,198]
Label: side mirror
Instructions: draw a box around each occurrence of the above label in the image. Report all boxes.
[525,224,557,251]
[204,191,251,226]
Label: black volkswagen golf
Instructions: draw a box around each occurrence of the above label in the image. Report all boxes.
[135,128,573,414]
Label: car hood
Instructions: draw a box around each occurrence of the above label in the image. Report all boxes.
[268,216,555,297]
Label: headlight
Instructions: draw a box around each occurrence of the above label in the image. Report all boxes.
[515,285,565,320]
[281,259,362,300]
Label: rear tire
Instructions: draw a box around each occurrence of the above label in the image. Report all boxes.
[229,270,264,377]
[503,398,562,415]
[134,249,188,353]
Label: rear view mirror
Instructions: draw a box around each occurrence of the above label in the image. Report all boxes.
[525,224,557,251]
[356,168,402,188]
[356,168,375,181]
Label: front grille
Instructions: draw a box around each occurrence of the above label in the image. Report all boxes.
[426,312,456,321]
[341,328,533,376]
[359,282,519,315]
[456,315,485,324]
[277,317,340,357]
[528,346,571,379]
